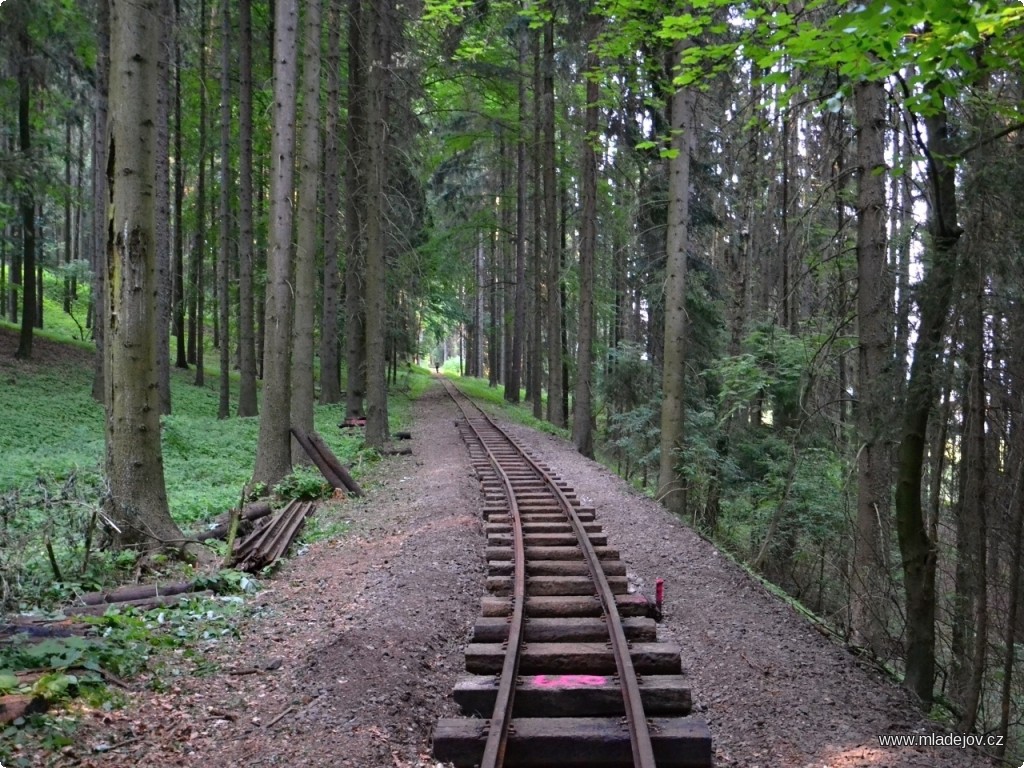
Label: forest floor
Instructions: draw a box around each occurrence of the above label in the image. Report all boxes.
[25,378,994,767]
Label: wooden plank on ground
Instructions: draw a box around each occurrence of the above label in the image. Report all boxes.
[453,673,692,717]
[481,593,652,618]
[486,575,629,596]
[433,716,712,767]
[464,641,681,675]
[472,616,656,643]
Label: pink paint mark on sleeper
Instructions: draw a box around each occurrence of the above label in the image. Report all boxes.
[532,674,607,688]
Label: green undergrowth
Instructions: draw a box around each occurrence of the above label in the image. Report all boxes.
[386,363,433,430]
[0,322,387,612]
[0,588,253,767]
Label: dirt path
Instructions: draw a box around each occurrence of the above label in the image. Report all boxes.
[58,381,990,767]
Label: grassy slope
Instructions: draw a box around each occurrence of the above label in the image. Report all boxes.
[0,323,378,527]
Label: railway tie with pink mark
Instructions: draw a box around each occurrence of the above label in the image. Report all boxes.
[432,380,712,767]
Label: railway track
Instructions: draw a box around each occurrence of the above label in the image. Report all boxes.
[432,380,712,767]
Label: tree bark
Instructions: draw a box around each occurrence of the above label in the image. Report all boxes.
[104,0,184,548]
[951,109,992,729]
[950,284,986,730]
[529,31,542,414]
[15,25,35,361]
[172,0,188,372]
[894,88,961,706]
[506,17,528,405]
[63,83,73,314]
[192,0,208,385]
[91,0,110,401]
[542,18,562,427]
[216,0,233,420]
[656,44,696,517]
[252,0,299,488]
[154,0,172,413]
[344,0,367,420]
[572,14,600,459]
[319,1,343,405]
[851,79,891,656]
[291,0,322,460]
[363,0,389,447]
[473,231,486,378]
[236,0,258,416]
[996,421,1024,755]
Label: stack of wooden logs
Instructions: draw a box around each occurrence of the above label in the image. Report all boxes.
[231,498,317,572]
[290,428,363,497]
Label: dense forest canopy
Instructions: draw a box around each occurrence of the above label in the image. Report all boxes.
[3,0,1024,754]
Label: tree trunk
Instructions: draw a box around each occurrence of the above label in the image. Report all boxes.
[104,0,184,548]
[499,130,511,388]
[489,222,500,387]
[542,18,562,426]
[217,0,233,419]
[344,0,367,420]
[91,0,110,401]
[656,44,696,516]
[951,117,991,730]
[996,420,1024,755]
[236,0,258,416]
[15,27,35,361]
[363,0,389,447]
[891,107,913,395]
[252,0,299,488]
[473,231,486,377]
[154,0,172,413]
[1,230,7,321]
[291,0,322,460]
[506,18,528,404]
[319,1,343,405]
[851,79,891,655]
[894,88,961,706]
[191,0,208,384]
[950,288,987,730]
[572,14,600,458]
[172,0,188,372]
[529,29,542,414]
[63,83,73,314]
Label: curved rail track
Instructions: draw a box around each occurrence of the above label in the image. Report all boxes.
[432,380,712,767]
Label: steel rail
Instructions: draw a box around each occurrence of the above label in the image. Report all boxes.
[442,379,658,768]
[444,381,526,767]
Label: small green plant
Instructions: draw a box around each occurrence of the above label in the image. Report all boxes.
[273,467,330,500]
[0,670,18,693]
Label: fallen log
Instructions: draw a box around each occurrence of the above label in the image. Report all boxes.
[233,500,316,572]
[306,431,363,497]
[0,694,49,724]
[64,591,214,616]
[290,428,346,491]
[0,619,92,640]
[77,580,199,607]
[234,499,300,562]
